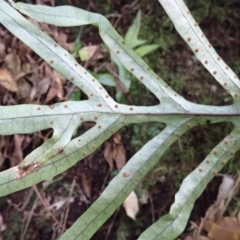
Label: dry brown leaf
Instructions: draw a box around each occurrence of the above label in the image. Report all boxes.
[37,78,51,95]
[115,144,126,171]
[0,68,17,92]
[0,213,7,232]
[123,191,139,220]
[113,133,122,144]
[104,134,126,171]
[113,133,126,170]
[16,78,32,99]
[11,134,24,167]
[54,76,63,100]
[5,52,21,76]
[81,173,92,198]
[207,217,240,240]
[45,87,59,103]
[18,41,33,59]
[21,63,31,73]
[104,141,114,171]
[0,43,6,63]
[204,200,225,223]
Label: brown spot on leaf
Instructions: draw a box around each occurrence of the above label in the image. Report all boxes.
[16,162,43,179]
[122,172,130,177]
[221,160,226,165]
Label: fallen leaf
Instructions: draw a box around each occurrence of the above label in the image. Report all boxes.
[0,43,6,63]
[115,144,126,171]
[45,87,59,103]
[104,141,114,171]
[37,78,50,95]
[81,172,91,198]
[5,52,21,76]
[0,213,7,232]
[207,217,240,240]
[16,78,32,99]
[54,75,63,100]
[217,175,234,200]
[0,68,17,92]
[123,191,139,220]
[11,134,24,167]
[113,133,121,144]
[104,134,127,171]
[113,133,126,170]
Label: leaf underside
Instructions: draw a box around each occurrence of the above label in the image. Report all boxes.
[0,0,239,240]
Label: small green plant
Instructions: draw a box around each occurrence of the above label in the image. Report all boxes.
[0,1,239,240]
[89,10,161,101]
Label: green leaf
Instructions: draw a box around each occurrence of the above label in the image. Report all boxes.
[124,10,146,49]
[68,90,81,101]
[78,48,88,61]
[158,0,240,100]
[135,44,161,57]
[93,72,116,87]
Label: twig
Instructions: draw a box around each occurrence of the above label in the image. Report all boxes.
[33,185,65,231]
[104,207,120,240]
[60,178,76,236]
